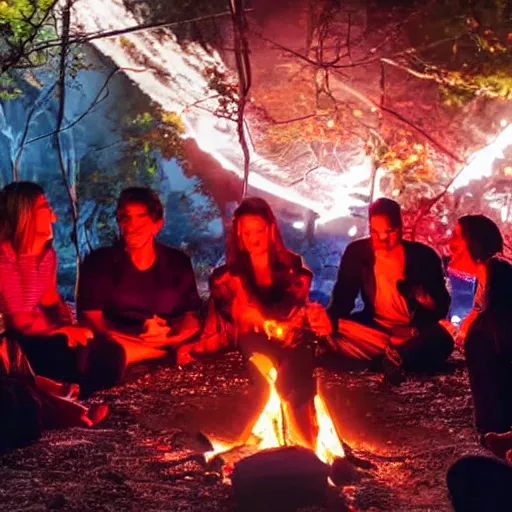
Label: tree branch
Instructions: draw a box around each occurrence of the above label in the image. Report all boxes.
[12,82,58,179]
[230,0,252,198]
[24,9,253,60]
[0,0,60,73]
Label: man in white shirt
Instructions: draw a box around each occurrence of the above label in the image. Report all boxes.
[327,198,453,383]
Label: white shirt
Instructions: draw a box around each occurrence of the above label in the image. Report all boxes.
[373,246,410,329]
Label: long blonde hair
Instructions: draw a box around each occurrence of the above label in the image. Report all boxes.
[0,181,46,255]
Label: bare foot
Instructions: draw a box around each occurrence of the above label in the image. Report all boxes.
[82,404,109,427]
[60,383,80,401]
[484,431,512,458]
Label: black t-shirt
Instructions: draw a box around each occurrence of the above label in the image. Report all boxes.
[77,242,201,333]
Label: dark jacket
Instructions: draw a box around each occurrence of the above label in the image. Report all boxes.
[327,238,451,330]
[471,256,512,354]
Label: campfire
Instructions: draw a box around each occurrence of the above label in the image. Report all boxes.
[202,326,349,509]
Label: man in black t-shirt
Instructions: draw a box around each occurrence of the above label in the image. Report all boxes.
[77,187,201,368]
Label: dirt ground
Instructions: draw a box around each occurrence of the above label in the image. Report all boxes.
[0,351,487,512]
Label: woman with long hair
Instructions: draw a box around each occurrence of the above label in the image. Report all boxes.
[448,214,512,435]
[178,197,332,448]
[0,182,109,441]
[0,181,123,392]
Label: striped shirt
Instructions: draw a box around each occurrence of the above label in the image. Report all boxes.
[0,242,56,321]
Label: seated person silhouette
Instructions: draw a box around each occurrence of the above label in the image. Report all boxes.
[327,198,453,383]
[78,187,201,381]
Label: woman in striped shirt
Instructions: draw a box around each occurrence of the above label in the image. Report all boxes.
[0,182,123,392]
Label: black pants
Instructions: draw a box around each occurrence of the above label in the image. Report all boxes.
[17,334,126,394]
[397,323,454,371]
[465,328,512,434]
[238,332,318,447]
[337,313,454,371]
[239,332,316,409]
[447,456,512,511]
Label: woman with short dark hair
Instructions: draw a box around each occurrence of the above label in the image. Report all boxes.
[448,214,512,434]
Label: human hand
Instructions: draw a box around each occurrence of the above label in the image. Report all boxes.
[412,286,435,310]
[239,305,266,333]
[140,315,171,344]
[57,325,93,347]
[306,302,332,337]
[60,382,80,401]
[176,343,197,366]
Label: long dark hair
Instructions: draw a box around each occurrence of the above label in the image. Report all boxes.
[226,197,300,302]
[458,215,503,263]
[0,181,46,255]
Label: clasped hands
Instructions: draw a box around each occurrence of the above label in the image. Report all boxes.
[140,314,172,345]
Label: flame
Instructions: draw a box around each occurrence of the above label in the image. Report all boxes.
[251,367,288,450]
[244,351,344,463]
[204,439,233,463]
[314,394,345,464]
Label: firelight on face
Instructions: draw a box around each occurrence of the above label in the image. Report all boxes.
[447,222,476,275]
[239,215,270,257]
[369,214,401,252]
[34,194,57,242]
[118,203,161,250]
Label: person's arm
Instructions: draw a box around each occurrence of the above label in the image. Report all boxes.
[326,241,362,329]
[77,249,112,333]
[139,254,201,347]
[5,266,79,338]
[175,268,233,365]
[80,309,115,337]
[1,249,62,335]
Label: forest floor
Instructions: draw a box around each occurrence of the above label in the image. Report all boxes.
[0,350,487,512]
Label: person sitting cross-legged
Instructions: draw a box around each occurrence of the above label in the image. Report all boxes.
[327,198,454,383]
[77,187,202,381]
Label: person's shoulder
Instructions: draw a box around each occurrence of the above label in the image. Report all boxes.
[488,255,512,277]
[84,244,120,261]
[344,237,371,255]
[156,242,192,267]
[0,242,14,264]
[41,244,57,267]
[210,264,231,284]
[81,244,122,272]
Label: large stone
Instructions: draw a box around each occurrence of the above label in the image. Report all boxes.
[231,446,329,511]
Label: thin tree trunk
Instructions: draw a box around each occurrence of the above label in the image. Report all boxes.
[229,0,252,198]
[54,0,80,301]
